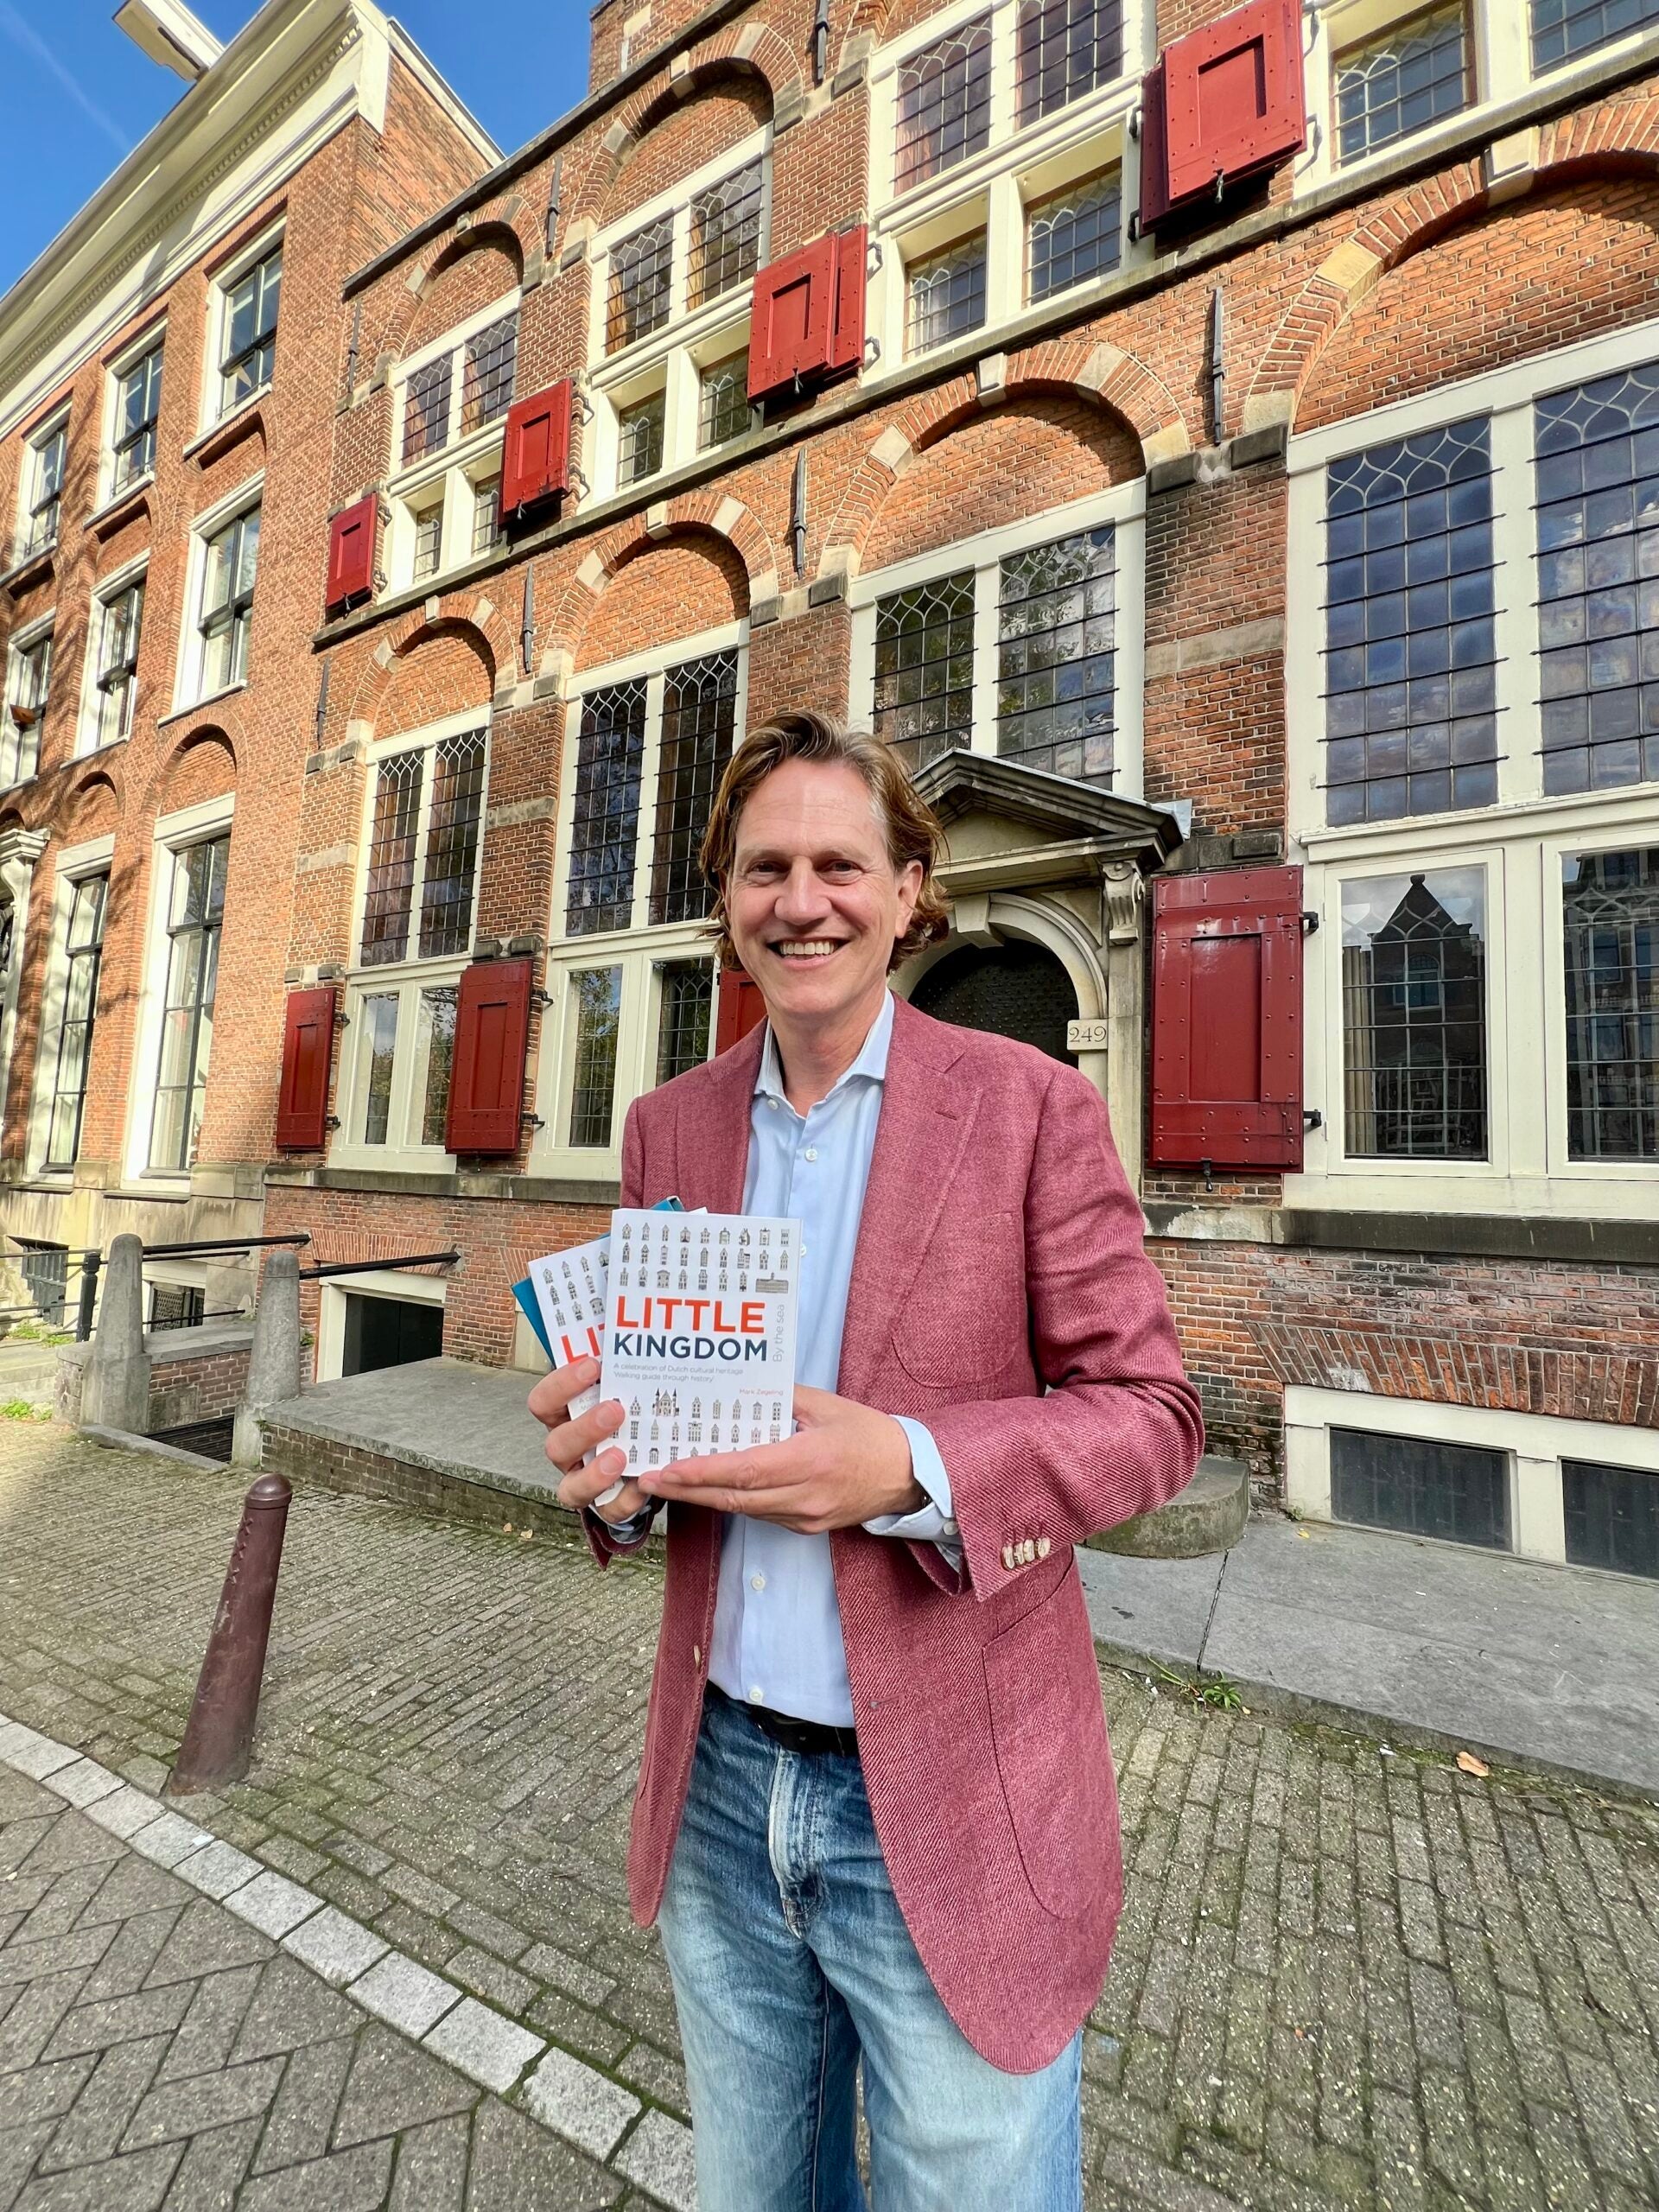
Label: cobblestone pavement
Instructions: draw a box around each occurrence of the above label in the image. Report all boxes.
[2,1422,1658,2211]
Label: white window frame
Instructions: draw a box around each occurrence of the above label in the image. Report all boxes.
[173,473,263,711]
[535,623,744,1181]
[329,708,492,1174]
[0,828,47,1135]
[13,409,68,567]
[79,556,147,757]
[2,612,54,789]
[848,484,1146,798]
[315,1268,447,1383]
[584,127,770,497]
[1286,314,1659,1219]
[28,834,115,1179]
[124,794,235,1189]
[100,326,165,508]
[204,225,283,430]
[144,1264,213,1334]
[1284,1382,1659,1573]
[385,291,522,591]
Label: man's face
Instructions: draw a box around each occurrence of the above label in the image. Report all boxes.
[727,759,923,1028]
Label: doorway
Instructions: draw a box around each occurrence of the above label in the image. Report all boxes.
[910,938,1079,1064]
[340,1292,443,1376]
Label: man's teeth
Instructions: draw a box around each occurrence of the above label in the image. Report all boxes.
[775,941,839,958]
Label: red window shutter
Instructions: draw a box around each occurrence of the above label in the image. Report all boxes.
[747,237,836,402]
[275,987,336,1150]
[1149,867,1305,1171]
[1136,59,1173,232]
[325,495,377,614]
[1159,0,1305,210]
[446,957,534,1156]
[715,968,767,1055]
[500,381,572,519]
[826,225,868,377]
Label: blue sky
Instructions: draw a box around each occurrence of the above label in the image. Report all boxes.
[0,0,592,297]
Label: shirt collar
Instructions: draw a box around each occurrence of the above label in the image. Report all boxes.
[754,989,895,1104]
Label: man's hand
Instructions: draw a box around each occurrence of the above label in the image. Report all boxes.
[526,1357,648,1525]
[635,1385,925,1534]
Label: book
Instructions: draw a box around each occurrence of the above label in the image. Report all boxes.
[600,1209,800,1480]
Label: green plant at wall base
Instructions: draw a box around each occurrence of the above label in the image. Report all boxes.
[1148,1658,1247,1712]
[0,1400,51,1421]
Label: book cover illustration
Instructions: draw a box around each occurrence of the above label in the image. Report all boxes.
[601,1209,800,1480]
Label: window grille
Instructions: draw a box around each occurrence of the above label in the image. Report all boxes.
[413,505,443,582]
[1027,171,1120,303]
[699,354,753,449]
[404,356,454,465]
[417,985,459,1146]
[1015,0,1123,125]
[688,162,764,308]
[150,834,229,1173]
[361,750,426,965]
[1334,5,1468,164]
[92,578,143,748]
[199,505,260,695]
[418,730,486,958]
[568,679,647,935]
[3,632,51,786]
[651,652,739,926]
[874,572,976,768]
[569,966,623,1145]
[220,246,281,412]
[607,216,675,353]
[22,423,65,558]
[997,525,1117,782]
[1562,845,1659,1160]
[471,478,503,558]
[655,960,714,1084]
[112,346,163,492]
[1323,417,1497,825]
[460,313,518,434]
[907,234,988,356]
[16,1243,68,1329]
[896,16,993,192]
[1531,0,1659,70]
[1563,1458,1659,1579]
[1340,868,1488,1160]
[618,391,666,487]
[1535,359,1659,794]
[1331,1427,1509,1548]
[361,993,399,1143]
[149,1283,205,1332]
[45,872,107,1171]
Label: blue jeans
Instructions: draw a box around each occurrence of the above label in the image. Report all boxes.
[656,1688,1084,2212]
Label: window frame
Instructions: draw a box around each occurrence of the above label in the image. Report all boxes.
[1330,1,1472,169]
[2,613,54,790]
[79,556,147,756]
[104,331,165,503]
[385,291,522,593]
[209,229,283,425]
[124,794,235,1187]
[174,473,263,710]
[28,835,114,1179]
[15,410,68,565]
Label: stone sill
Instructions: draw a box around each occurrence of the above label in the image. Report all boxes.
[1142,1203,1659,1268]
[266,1163,620,1205]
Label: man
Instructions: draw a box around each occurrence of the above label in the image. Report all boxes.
[531,711,1203,2210]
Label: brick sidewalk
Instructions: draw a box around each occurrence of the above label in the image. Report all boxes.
[3,1422,1657,2209]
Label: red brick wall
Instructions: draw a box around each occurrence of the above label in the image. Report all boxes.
[404,241,524,359]
[606,81,772,226]
[575,536,751,668]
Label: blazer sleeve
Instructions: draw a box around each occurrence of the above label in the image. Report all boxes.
[913,1061,1205,1603]
[582,1097,652,1569]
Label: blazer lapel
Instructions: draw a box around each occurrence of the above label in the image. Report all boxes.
[673,1020,764,1214]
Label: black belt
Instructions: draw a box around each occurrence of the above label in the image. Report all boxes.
[706,1681,858,1758]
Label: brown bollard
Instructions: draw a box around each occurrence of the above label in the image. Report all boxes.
[166,1472,292,1796]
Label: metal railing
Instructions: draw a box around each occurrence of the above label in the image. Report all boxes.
[2,1233,312,1343]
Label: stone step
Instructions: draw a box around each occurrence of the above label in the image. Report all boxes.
[1084,1454,1249,1560]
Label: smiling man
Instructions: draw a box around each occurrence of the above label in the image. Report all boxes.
[530,711,1203,2211]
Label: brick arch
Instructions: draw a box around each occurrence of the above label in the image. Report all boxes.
[159,728,237,812]
[819,344,1184,582]
[382,223,529,365]
[543,494,779,673]
[1245,128,1659,432]
[347,613,501,740]
[67,771,119,843]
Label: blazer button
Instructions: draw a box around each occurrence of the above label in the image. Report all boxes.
[1001,1544,1016,1572]
[1036,1536,1052,1560]
[693,1645,701,1665]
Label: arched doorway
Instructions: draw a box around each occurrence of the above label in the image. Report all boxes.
[911,938,1079,1064]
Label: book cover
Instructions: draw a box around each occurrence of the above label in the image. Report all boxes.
[601,1209,800,1478]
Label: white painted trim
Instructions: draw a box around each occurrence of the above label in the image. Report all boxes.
[315,1268,447,1384]
[76,555,149,759]
[199,223,284,437]
[26,844,114,1176]
[171,476,264,714]
[124,798,235,1185]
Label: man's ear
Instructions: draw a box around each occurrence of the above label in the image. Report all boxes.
[893,858,925,939]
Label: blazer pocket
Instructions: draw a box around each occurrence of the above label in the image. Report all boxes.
[891,1211,1024,1389]
[982,1561,1116,1921]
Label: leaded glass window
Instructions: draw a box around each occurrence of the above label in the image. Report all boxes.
[1562,845,1659,1160]
[1535,360,1659,795]
[700,354,753,449]
[997,526,1116,782]
[1016,0,1123,125]
[569,967,623,1145]
[22,422,65,558]
[688,162,764,308]
[413,503,443,582]
[220,246,281,413]
[618,391,666,487]
[1323,417,1497,824]
[150,835,229,1173]
[361,750,425,966]
[416,986,458,1146]
[874,572,975,768]
[44,872,107,1171]
[359,730,487,969]
[199,505,260,696]
[895,16,992,192]
[1334,6,1468,165]
[460,312,518,434]
[607,216,674,353]
[1341,868,1487,1160]
[471,478,503,558]
[112,346,163,492]
[1027,170,1120,303]
[404,356,454,465]
[360,993,399,1143]
[92,577,143,748]
[3,630,50,786]
[907,234,987,357]
[651,652,739,927]
[656,960,714,1084]
[1531,0,1659,70]
[568,679,646,935]
[418,731,486,958]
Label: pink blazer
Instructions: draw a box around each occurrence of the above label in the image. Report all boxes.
[589,995,1204,2071]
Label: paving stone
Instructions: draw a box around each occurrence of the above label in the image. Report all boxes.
[423,1998,543,2094]
[142,1902,271,1990]
[281,1910,387,1991]
[169,1846,262,1905]
[83,1793,168,1846]
[121,2057,284,2152]
[40,1767,122,1814]
[249,2037,354,2174]
[331,2024,477,2148]
[126,1823,213,1876]
[0,1735,77,1785]
[235,2138,393,2211]
[446,1945,535,2014]
[614,2107,698,2212]
[229,1960,359,2064]
[0,2054,96,2132]
[156,1967,264,2083]
[220,1877,318,1943]
[156,2116,262,2210]
[41,1984,192,2064]
[36,2033,168,2171]
[463,2097,621,2210]
[346,1953,461,2040]
[13,2141,183,2210]
[520,2044,640,2158]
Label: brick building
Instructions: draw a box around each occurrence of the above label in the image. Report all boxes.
[0,0,497,1327]
[8,0,1659,1581]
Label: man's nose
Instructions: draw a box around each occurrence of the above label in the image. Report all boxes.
[775,861,829,923]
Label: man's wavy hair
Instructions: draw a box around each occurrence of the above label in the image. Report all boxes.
[698,711,952,972]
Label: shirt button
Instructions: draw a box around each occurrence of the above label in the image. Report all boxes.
[750,1572,766,1592]
[766,1098,779,1111]
[749,1684,764,1703]
[803,1147,818,1162]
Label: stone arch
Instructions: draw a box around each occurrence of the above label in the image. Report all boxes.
[397,230,525,361]
[1245,125,1659,433]
[351,616,499,741]
[159,729,237,813]
[543,493,779,674]
[821,344,1181,582]
[899,890,1107,1023]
